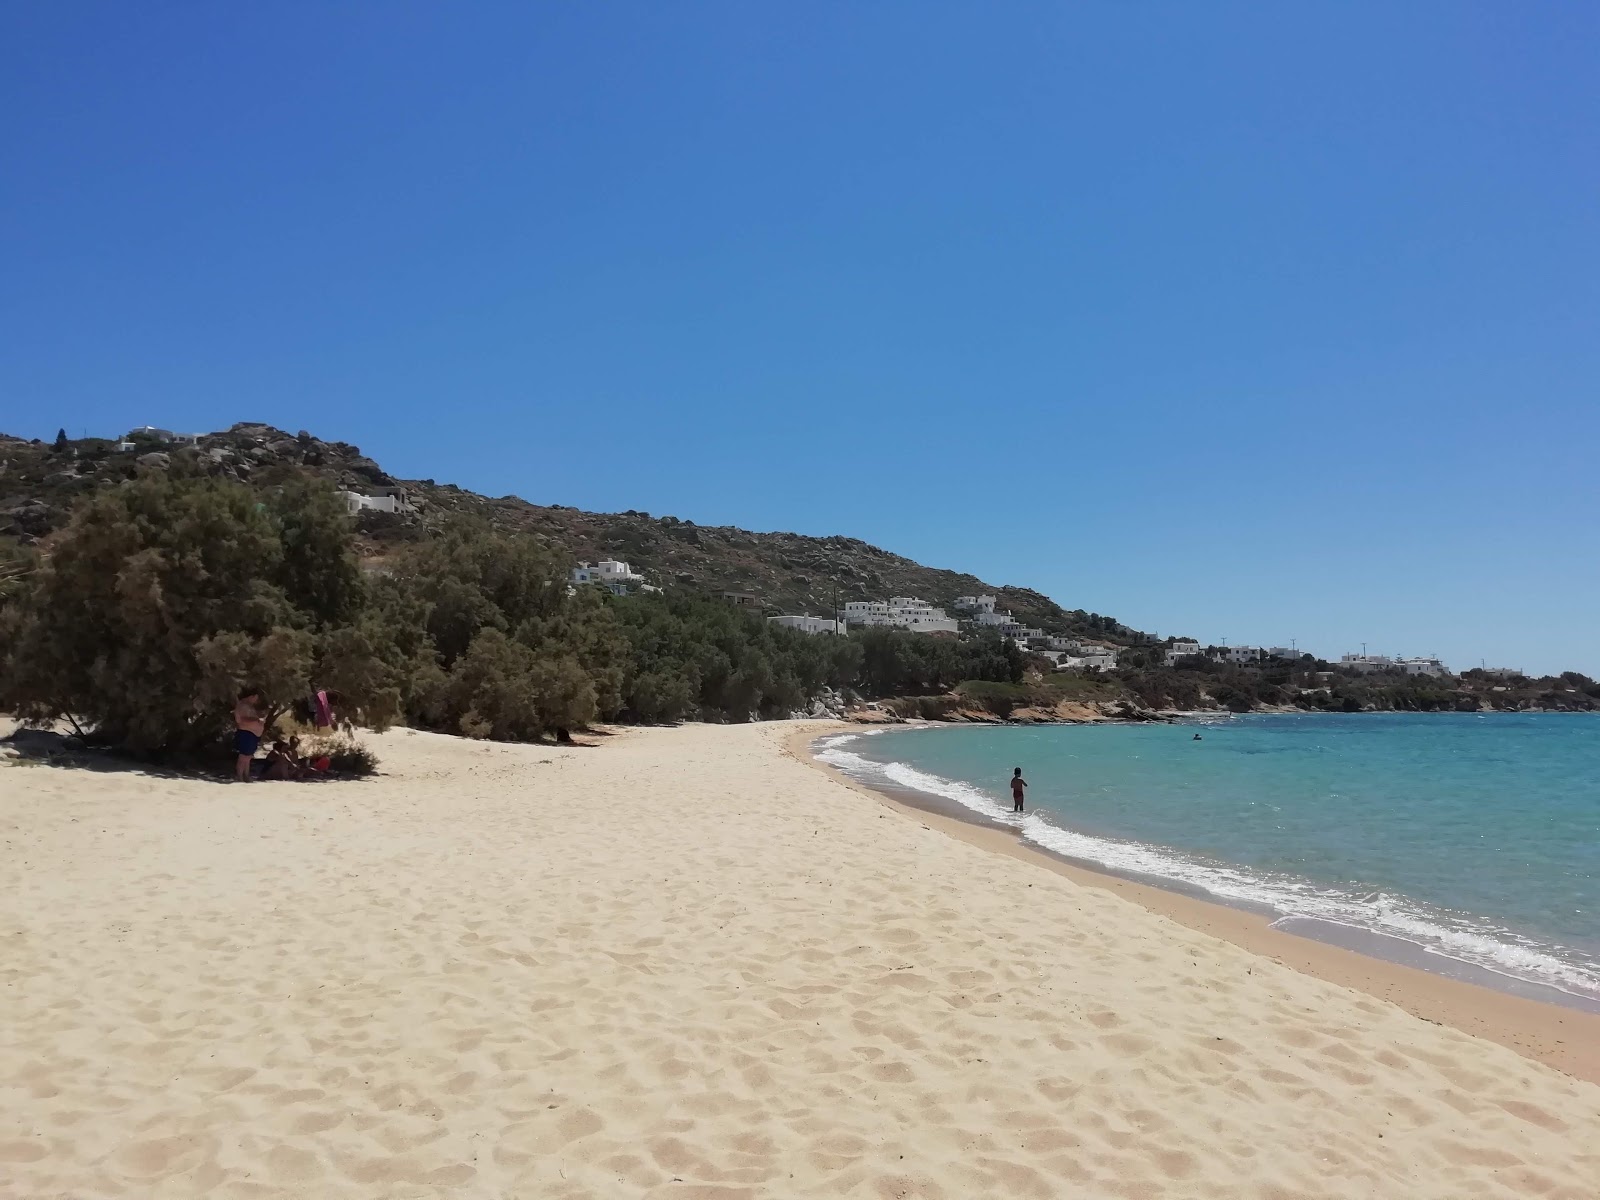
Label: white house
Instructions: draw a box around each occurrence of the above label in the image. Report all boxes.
[1399,657,1449,677]
[843,600,891,626]
[953,595,997,614]
[886,597,959,634]
[769,614,845,636]
[844,597,958,635]
[1340,654,1395,674]
[1058,651,1118,673]
[1164,639,1203,667]
[342,488,412,515]
[127,426,202,445]
[1216,645,1264,665]
[1078,642,1120,668]
[973,609,1012,628]
[572,559,646,596]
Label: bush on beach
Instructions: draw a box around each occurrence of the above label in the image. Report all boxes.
[0,469,968,758]
[0,471,402,754]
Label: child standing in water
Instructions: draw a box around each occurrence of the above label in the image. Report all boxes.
[1010,767,1027,813]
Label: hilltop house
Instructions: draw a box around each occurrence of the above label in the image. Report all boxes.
[1339,653,1450,678]
[1399,656,1450,677]
[1340,654,1395,673]
[1056,646,1119,672]
[1076,643,1120,669]
[769,614,845,636]
[1215,645,1264,665]
[721,591,760,608]
[572,559,647,596]
[342,486,413,515]
[125,426,202,446]
[1164,639,1203,666]
[843,597,958,635]
[953,595,997,615]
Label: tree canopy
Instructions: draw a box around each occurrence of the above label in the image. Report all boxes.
[0,472,1009,755]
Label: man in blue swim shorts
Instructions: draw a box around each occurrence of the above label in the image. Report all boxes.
[234,688,265,782]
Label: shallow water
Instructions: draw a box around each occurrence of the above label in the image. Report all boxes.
[818,713,1600,1004]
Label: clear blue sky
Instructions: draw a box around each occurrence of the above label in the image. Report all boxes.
[3,3,1597,675]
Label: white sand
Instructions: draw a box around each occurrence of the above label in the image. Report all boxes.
[2,721,1597,1198]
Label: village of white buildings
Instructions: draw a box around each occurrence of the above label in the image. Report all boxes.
[559,550,1504,679]
[64,427,1521,681]
[566,563,1496,680]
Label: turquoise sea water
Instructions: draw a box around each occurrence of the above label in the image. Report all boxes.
[818,713,1599,1004]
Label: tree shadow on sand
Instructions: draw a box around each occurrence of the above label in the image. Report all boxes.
[1,727,367,784]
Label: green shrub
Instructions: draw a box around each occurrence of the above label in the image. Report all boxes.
[302,735,378,775]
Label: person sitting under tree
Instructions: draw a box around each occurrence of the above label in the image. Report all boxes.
[264,736,307,781]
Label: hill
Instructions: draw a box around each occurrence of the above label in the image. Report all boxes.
[0,423,1151,645]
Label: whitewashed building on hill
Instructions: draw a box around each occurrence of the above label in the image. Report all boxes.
[953,595,997,614]
[342,487,413,515]
[572,559,647,596]
[1339,653,1450,677]
[1058,649,1119,672]
[843,601,890,625]
[1216,645,1264,665]
[843,597,958,635]
[1077,643,1120,669]
[1164,639,1203,666]
[1340,654,1395,673]
[1400,656,1449,677]
[769,614,845,636]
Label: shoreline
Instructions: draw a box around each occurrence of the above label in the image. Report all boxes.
[842,705,1600,728]
[790,721,1600,1085]
[8,718,1599,1196]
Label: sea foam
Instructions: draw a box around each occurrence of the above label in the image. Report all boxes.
[815,730,1600,1006]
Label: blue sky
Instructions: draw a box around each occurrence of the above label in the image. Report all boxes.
[3,3,1597,675]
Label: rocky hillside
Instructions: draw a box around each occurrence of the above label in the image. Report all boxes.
[1,423,1150,644]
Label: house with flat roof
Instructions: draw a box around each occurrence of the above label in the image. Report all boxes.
[1164,639,1203,666]
[843,596,958,635]
[572,559,646,596]
[769,614,844,636]
[1399,656,1450,677]
[1340,654,1395,673]
[1215,645,1264,665]
[126,426,202,445]
[342,487,413,515]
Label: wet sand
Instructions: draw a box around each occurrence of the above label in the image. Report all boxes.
[795,722,1600,1085]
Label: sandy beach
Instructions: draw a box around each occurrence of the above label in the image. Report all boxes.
[3,721,1598,1198]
